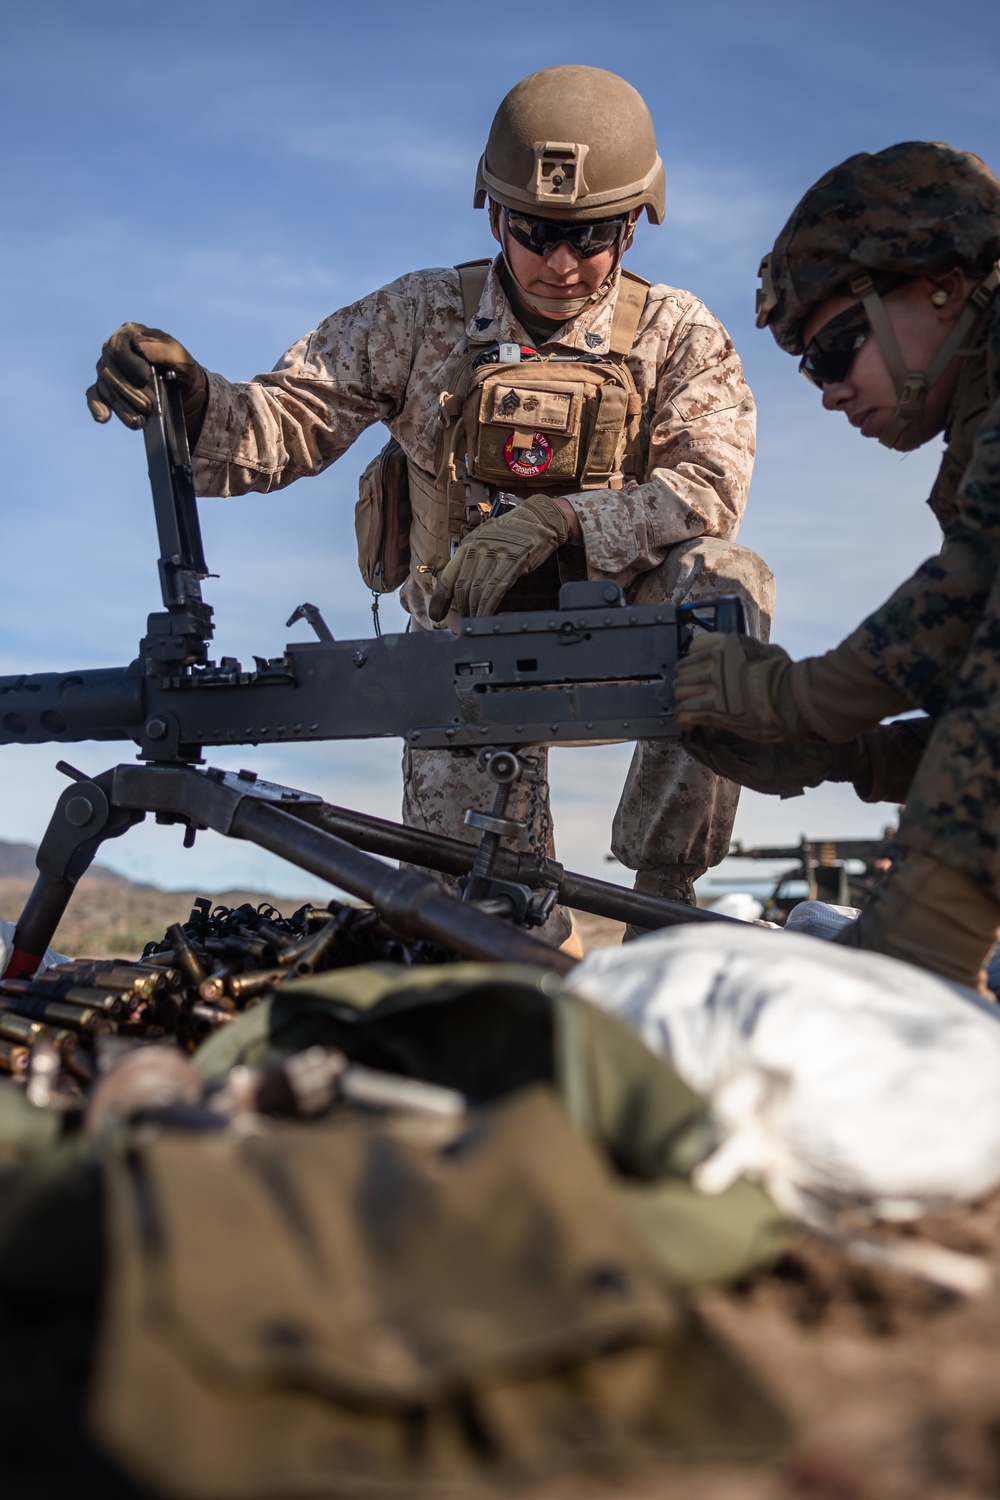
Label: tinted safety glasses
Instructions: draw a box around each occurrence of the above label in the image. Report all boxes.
[503,210,629,260]
[799,302,870,388]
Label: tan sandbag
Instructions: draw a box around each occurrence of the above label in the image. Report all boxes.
[91,1087,787,1496]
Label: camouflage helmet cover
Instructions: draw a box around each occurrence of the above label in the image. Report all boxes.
[759,141,1000,354]
[475,65,665,225]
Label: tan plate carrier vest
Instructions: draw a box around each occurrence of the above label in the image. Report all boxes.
[356,261,650,596]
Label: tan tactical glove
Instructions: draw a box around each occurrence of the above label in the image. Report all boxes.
[429,495,573,621]
[86,322,209,437]
[673,634,806,742]
[674,633,913,743]
[836,849,1000,994]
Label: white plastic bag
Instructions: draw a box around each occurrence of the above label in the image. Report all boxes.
[707,892,764,922]
[0,920,69,976]
[783,899,859,939]
[568,923,1000,1222]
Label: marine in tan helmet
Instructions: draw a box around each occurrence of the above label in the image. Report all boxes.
[86,65,772,943]
[675,140,1000,992]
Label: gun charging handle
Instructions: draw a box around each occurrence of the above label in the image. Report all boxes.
[677,593,749,656]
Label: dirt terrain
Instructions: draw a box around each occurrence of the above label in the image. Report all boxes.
[527,1196,1000,1500]
[3,859,999,1497]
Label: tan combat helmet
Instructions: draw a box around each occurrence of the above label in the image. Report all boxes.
[475,66,664,318]
[475,65,665,225]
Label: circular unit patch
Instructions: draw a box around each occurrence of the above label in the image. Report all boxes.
[504,431,552,478]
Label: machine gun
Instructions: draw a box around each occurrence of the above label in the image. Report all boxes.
[727,831,898,919]
[1,370,745,976]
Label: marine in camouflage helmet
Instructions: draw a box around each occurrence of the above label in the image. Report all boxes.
[757,141,1000,451]
[757,141,1000,354]
[474,65,665,320]
[675,139,1000,993]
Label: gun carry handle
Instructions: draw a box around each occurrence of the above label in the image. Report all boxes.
[145,367,208,611]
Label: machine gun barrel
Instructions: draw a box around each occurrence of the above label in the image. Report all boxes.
[729,836,894,864]
[0,666,143,744]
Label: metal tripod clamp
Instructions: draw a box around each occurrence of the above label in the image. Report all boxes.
[458,748,555,928]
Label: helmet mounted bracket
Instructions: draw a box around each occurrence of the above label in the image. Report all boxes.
[530,142,590,206]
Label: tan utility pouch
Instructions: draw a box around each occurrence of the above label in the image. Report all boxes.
[355,435,412,594]
[461,357,642,492]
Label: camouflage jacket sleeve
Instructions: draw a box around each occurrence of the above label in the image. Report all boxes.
[565,298,756,588]
[845,391,1000,715]
[191,276,426,496]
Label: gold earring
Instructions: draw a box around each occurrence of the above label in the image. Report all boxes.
[930,289,948,306]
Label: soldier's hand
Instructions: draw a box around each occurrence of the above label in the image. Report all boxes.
[682,726,865,796]
[429,495,573,621]
[677,633,915,745]
[86,323,209,432]
[673,632,806,742]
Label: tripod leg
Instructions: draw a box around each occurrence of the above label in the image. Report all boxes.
[5,770,143,978]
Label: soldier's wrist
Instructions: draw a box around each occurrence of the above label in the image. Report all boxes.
[182,365,210,446]
[547,495,582,545]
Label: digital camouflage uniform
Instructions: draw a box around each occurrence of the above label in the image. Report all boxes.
[759,142,1000,898]
[846,297,1000,888]
[192,260,773,928]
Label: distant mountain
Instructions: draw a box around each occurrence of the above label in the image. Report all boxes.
[0,839,130,884]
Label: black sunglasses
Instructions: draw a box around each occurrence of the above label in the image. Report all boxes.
[799,302,870,388]
[503,210,629,260]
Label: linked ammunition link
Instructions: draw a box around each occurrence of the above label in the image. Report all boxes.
[0,895,457,1110]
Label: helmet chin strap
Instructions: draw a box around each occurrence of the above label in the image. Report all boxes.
[849,263,1000,452]
[491,202,628,320]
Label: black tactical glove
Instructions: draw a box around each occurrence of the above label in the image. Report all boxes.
[684,716,934,804]
[682,727,864,798]
[853,716,934,804]
[429,495,573,621]
[86,322,209,438]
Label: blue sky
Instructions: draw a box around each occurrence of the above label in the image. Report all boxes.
[0,0,998,898]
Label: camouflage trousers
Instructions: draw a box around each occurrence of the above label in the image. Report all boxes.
[402,538,775,942]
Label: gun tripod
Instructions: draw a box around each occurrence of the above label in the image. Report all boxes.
[4,752,735,984]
